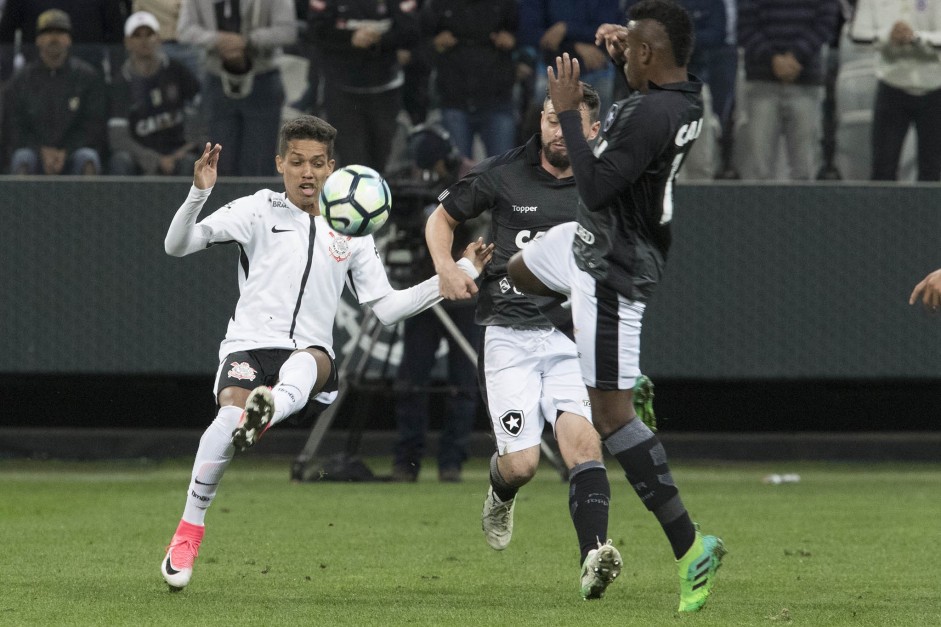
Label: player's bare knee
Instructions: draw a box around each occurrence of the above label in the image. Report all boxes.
[217,385,250,409]
[498,447,540,486]
[555,412,604,467]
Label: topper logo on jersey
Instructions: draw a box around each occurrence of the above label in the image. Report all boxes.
[513,205,537,213]
[674,118,704,147]
[227,361,257,381]
[499,410,524,436]
[514,229,546,249]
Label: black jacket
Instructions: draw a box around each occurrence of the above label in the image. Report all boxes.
[8,56,108,157]
[421,0,518,110]
[309,0,420,90]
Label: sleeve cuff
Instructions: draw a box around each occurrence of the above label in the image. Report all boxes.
[456,257,479,280]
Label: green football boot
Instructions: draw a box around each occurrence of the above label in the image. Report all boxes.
[676,529,726,612]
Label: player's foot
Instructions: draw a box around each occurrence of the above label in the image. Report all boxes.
[481,486,515,550]
[231,386,274,451]
[677,528,726,612]
[632,374,656,431]
[580,539,622,600]
[160,519,205,590]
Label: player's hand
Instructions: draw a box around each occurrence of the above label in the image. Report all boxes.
[910,269,941,310]
[464,237,495,274]
[595,23,627,64]
[548,52,582,113]
[193,142,221,190]
[439,262,478,300]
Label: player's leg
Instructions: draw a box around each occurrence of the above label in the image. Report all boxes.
[162,348,337,589]
[161,351,268,590]
[573,280,724,612]
[541,337,619,600]
[479,326,547,550]
[553,411,621,600]
[482,445,540,550]
[231,347,334,450]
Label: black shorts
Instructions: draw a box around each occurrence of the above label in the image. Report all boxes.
[214,346,339,403]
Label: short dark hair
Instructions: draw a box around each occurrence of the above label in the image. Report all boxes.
[544,81,602,122]
[278,115,337,159]
[629,0,695,67]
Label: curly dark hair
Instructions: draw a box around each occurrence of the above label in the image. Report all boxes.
[278,115,337,159]
[629,0,695,67]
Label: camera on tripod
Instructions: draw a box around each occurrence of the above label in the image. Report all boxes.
[382,177,441,288]
[382,123,466,288]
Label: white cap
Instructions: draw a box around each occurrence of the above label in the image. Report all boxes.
[124,11,161,37]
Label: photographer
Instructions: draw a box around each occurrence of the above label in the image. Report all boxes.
[386,125,486,483]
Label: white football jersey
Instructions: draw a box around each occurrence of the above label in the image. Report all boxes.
[198,189,393,361]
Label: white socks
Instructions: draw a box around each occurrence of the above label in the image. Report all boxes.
[180,352,319,525]
[270,351,318,426]
[182,405,240,525]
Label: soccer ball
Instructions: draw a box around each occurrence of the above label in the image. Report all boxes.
[320,165,392,237]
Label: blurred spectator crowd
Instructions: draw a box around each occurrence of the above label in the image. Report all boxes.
[0,0,939,182]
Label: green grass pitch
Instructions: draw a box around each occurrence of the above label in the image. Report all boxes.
[2,456,939,626]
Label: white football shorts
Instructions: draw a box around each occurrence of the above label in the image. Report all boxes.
[521,221,645,391]
[481,324,592,455]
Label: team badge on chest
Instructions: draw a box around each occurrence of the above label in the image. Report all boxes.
[328,231,352,262]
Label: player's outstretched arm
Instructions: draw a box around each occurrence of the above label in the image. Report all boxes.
[368,256,482,326]
[910,268,941,310]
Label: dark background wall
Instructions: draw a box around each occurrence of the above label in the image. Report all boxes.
[3,179,941,432]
